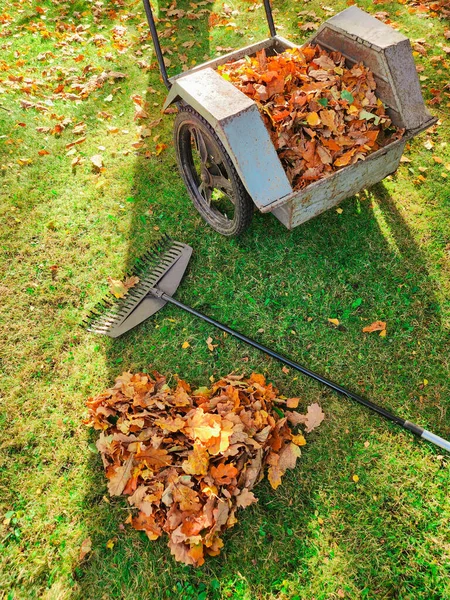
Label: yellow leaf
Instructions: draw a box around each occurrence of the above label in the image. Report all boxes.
[306,111,320,126]
[423,379,428,386]
[379,329,387,337]
[182,442,210,475]
[352,474,359,483]
[155,143,168,156]
[291,433,306,446]
[181,341,190,349]
[328,318,340,326]
[336,207,343,214]
[206,336,217,351]
[106,537,116,549]
[317,516,324,525]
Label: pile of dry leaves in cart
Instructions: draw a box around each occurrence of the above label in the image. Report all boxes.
[218,45,404,190]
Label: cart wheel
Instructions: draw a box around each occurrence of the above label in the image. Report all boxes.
[174,106,253,236]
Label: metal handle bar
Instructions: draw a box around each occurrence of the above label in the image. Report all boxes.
[141,0,277,90]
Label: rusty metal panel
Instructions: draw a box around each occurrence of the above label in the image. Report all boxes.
[271,139,406,229]
[164,67,292,208]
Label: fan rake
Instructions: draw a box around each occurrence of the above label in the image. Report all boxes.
[82,235,450,452]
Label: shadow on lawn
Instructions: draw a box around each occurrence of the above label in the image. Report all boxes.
[75,11,448,600]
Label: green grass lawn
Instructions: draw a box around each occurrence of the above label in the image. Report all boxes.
[0,0,449,598]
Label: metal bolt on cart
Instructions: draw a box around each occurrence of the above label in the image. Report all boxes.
[143,0,436,236]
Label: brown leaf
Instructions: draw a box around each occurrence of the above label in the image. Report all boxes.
[78,536,92,561]
[107,455,135,496]
[210,462,238,485]
[286,403,325,433]
[235,488,258,508]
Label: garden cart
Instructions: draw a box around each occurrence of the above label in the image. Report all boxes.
[143,0,436,236]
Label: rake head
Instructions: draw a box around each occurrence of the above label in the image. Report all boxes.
[82,234,192,337]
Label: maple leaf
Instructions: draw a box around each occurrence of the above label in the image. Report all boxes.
[107,275,139,299]
[235,488,258,508]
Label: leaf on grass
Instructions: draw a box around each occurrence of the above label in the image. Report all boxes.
[206,336,217,352]
[235,488,258,508]
[328,318,340,326]
[362,320,386,333]
[286,402,325,432]
[155,143,168,156]
[90,154,103,169]
[78,536,92,561]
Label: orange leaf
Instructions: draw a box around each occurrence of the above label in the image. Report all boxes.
[210,462,238,485]
[334,148,357,167]
[362,320,386,333]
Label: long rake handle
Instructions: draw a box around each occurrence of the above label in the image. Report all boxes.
[159,291,450,452]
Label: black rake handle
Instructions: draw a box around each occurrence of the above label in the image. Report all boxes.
[157,290,450,453]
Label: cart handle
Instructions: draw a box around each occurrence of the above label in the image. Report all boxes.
[142,0,277,90]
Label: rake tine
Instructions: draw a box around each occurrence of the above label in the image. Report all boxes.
[80,235,189,335]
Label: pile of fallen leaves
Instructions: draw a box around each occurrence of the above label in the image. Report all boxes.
[85,371,324,566]
[218,45,404,190]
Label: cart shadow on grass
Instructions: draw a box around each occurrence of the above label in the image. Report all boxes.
[75,10,448,600]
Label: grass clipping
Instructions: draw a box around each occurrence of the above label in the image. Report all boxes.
[86,371,324,566]
[218,45,404,191]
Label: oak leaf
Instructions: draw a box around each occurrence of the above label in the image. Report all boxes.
[182,443,210,476]
[107,455,135,496]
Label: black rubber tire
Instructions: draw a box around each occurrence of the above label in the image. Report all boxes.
[174,106,253,237]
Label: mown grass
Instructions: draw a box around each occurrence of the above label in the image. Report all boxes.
[0,0,449,598]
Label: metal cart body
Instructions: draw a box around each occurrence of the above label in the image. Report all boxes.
[144,0,436,232]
